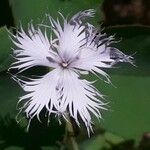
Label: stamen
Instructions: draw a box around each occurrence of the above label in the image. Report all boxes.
[62,62,68,68]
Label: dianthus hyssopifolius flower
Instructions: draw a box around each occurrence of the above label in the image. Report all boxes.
[9,9,133,134]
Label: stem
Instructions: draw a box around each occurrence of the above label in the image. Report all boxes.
[64,114,79,150]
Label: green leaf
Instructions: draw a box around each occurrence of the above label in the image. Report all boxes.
[9,0,102,28]
[42,146,59,150]
[80,132,124,150]
[94,26,150,140]
[80,134,106,150]
[0,73,21,117]
[5,147,23,150]
[0,27,12,72]
[99,75,150,139]
[104,132,124,145]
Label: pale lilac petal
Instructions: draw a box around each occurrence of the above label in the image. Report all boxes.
[85,23,133,65]
[71,47,111,82]
[59,70,106,134]
[16,68,62,120]
[10,24,59,72]
[71,26,133,81]
[49,10,95,60]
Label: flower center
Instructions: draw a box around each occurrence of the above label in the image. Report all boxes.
[61,62,68,68]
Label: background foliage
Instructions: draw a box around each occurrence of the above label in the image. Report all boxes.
[0,0,150,149]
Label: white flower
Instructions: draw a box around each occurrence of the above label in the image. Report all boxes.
[10,9,133,134]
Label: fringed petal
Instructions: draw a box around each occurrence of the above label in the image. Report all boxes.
[16,69,63,121]
[59,70,107,135]
[10,24,59,72]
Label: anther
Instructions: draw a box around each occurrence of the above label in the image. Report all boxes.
[62,62,68,68]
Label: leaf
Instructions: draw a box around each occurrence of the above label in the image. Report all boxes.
[104,132,124,145]
[0,73,21,117]
[80,134,106,150]
[9,0,102,28]
[79,132,124,150]
[5,147,23,150]
[42,146,59,150]
[0,27,12,72]
[93,26,150,140]
[100,75,150,139]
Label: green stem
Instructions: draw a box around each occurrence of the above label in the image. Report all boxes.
[65,115,79,150]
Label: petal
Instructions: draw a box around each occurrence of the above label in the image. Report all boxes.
[58,22,85,60]
[16,68,62,121]
[59,70,106,134]
[10,24,59,72]
[85,24,134,65]
[71,27,133,81]
[71,47,111,82]
[49,10,95,61]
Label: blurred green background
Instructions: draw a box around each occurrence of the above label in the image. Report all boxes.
[0,0,150,150]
